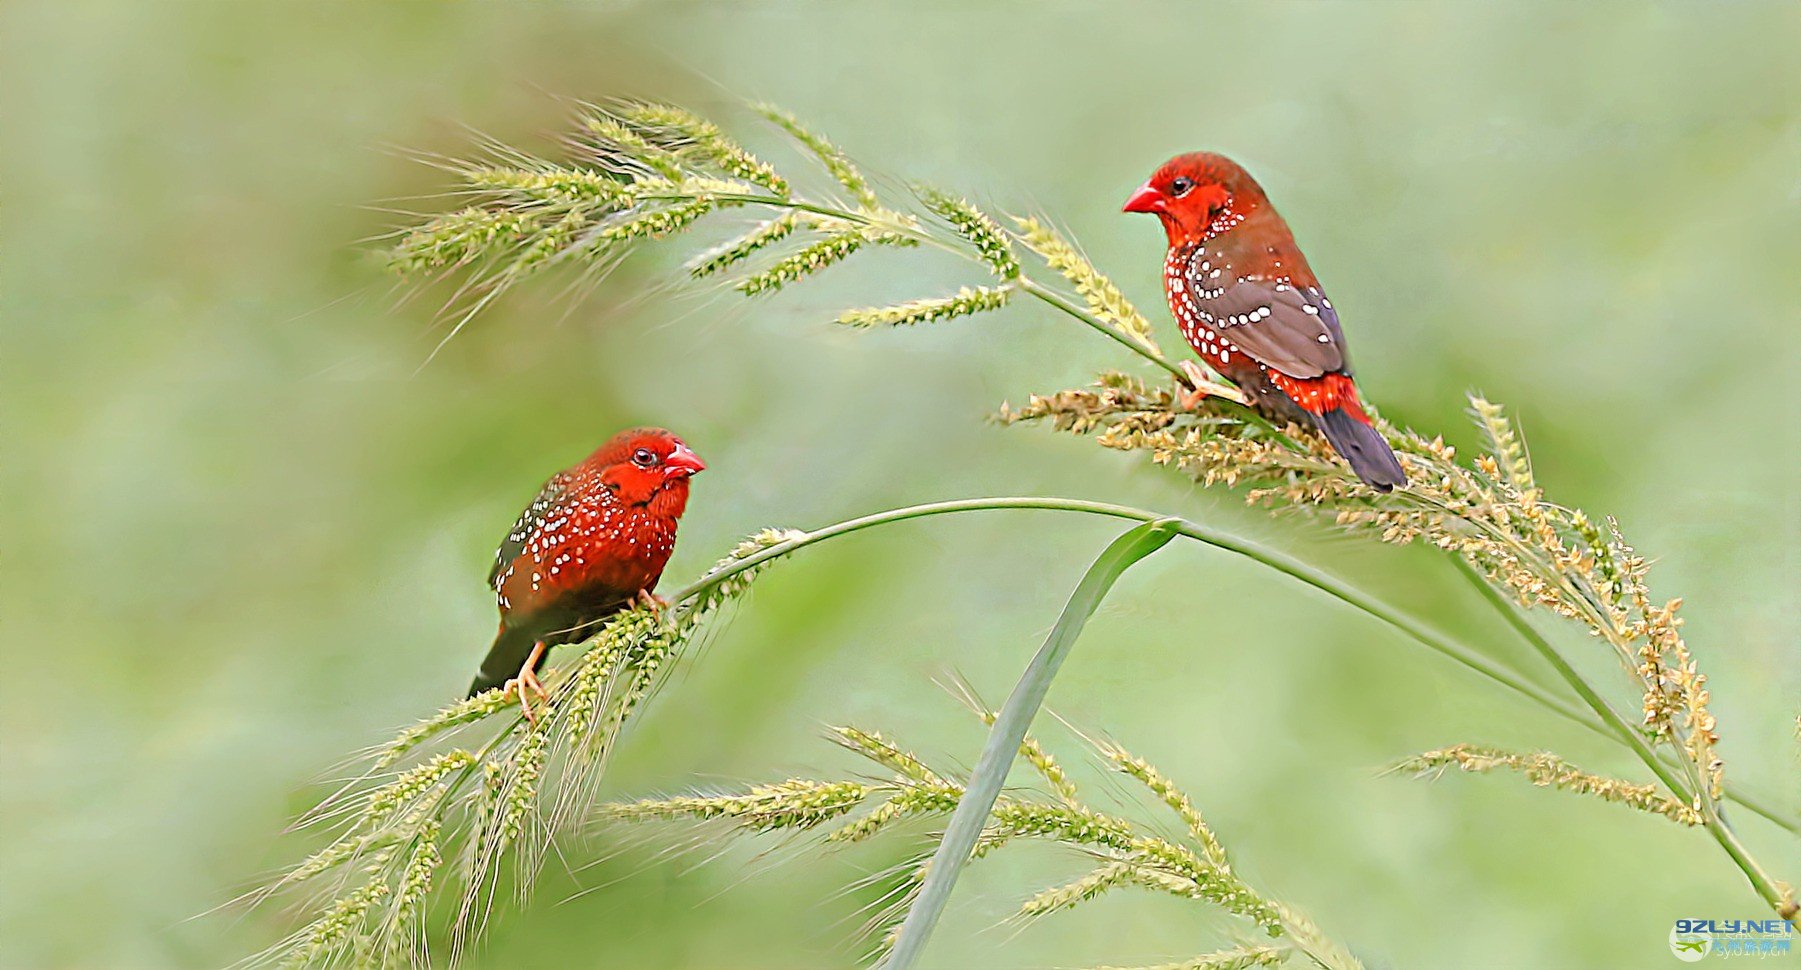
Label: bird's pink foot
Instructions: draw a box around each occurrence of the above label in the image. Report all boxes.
[503,641,551,726]
[1178,360,1246,408]
[636,590,670,613]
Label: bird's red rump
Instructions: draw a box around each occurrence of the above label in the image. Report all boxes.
[1266,372,1367,419]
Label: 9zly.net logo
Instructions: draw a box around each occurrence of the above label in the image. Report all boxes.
[1669,919,1794,960]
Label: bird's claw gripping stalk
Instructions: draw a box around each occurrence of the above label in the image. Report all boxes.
[636,590,670,614]
[1177,360,1247,408]
[503,640,552,726]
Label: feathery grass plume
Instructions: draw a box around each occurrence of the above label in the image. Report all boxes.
[618,101,790,196]
[281,881,392,969]
[1020,861,1137,916]
[460,164,629,205]
[581,114,688,180]
[1093,944,1292,970]
[1013,215,1163,355]
[595,706,1359,969]
[735,229,868,295]
[599,780,874,830]
[687,213,801,278]
[997,367,1797,910]
[919,186,1021,279]
[829,726,945,784]
[392,104,1110,347]
[1096,739,1229,868]
[836,285,1012,328]
[1395,744,1704,825]
[389,208,536,274]
[753,102,879,209]
[250,525,810,968]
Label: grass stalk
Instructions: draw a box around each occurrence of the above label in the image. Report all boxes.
[1456,561,1797,916]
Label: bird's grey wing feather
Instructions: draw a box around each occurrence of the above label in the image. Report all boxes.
[488,475,567,592]
[1190,276,1347,379]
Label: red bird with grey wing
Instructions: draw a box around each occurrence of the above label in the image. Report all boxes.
[469,428,704,716]
[1124,153,1407,491]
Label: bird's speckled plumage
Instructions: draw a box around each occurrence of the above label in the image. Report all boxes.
[1125,153,1406,490]
[469,427,703,696]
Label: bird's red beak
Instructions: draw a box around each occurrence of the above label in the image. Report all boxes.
[663,442,706,478]
[1122,182,1165,214]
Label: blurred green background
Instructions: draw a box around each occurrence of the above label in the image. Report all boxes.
[4,3,1797,968]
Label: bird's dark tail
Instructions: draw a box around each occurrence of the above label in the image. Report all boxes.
[468,624,546,697]
[1315,406,1407,492]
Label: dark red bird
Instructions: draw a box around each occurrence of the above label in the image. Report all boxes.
[470,427,704,716]
[1124,154,1407,490]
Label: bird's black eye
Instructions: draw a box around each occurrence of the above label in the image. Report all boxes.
[631,448,657,467]
[1170,176,1195,197]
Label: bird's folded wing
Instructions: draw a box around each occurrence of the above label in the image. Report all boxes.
[488,475,568,592]
[1197,279,1348,379]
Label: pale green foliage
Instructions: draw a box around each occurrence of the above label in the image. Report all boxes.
[598,703,1358,969]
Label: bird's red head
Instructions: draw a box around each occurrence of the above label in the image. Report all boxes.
[1122,152,1271,246]
[591,427,704,516]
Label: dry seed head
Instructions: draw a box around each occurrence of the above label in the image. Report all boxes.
[282,875,393,969]
[583,114,687,180]
[378,690,511,769]
[367,750,477,825]
[1394,743,1702,825]
[966,705,1081,806]
[497,726,550,847]
[1470,396,1534,492]
[598,197,717,244]
[392,819,443,939]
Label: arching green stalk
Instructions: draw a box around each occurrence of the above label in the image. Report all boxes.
[669,497,1790,831]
